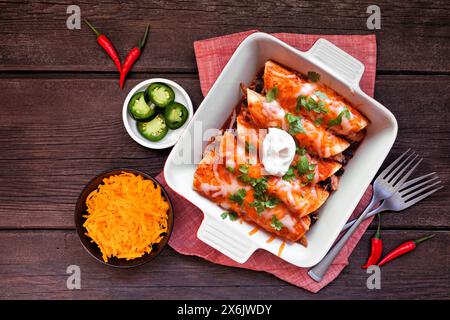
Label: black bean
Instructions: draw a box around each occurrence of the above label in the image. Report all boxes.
[254,78,264,93]
[335,168,345,176]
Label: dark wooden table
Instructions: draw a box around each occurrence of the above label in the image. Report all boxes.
[0,0,449,300]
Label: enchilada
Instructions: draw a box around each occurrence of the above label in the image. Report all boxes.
[246,88,350,158]
[263,60,369,139]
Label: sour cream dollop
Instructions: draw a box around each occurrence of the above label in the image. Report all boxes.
[261,128,296,177]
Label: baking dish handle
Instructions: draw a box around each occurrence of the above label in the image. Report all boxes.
[197,215,257,264]
[306,38,365,87]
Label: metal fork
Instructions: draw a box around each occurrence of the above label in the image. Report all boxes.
[308,149,422,282]
[342,172,443,231]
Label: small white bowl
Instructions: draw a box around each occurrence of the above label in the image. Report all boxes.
[122,78,194,149]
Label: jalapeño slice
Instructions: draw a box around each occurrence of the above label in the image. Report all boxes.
[128,91,155,121]
[146,82,175,108]
[137,114,168,142]
[164,102,189,129]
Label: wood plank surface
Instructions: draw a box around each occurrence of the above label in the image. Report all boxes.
[0,1,449,73]
[0,75,448,229]
[0,230,448,299]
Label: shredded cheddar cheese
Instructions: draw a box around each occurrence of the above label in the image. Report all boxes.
[248,227,259,236]
[277,241,286,257]
[266,235,276,244]
[83,172,169,262]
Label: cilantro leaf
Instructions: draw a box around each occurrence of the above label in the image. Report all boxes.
[250,197,279,216]
[270,215,284,231]
[328,112,343,126]
[314,118,324,126]
[252,177,268,198]
[296,95,308,112]
[228,211,238,221]
[235,165,278,212]
[297,155,316,178]
[265,198,280,209]
[344,107,351,119]
[229,189,247,206]
[314,90,328,100]
[282,167,296,181]
[296,146,307,155]
[328,106,350,127]
[266,85,278,102]
[297,155,310,176]
[250,200,265,214]
[307,71,320,82]
[238,164,249,174]
[303,171,316,185]
[221,211,238,221]
[297,95,328,114]
[245,141,255,153]
[226,166,235,173]
[315,100,328,114]
[285,113,306,135]
[305,97,316,111]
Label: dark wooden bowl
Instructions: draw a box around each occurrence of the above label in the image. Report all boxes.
[74,168,173,268]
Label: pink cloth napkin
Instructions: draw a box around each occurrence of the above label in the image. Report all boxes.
[156,30,377,293]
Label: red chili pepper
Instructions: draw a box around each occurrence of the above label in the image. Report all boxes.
[377,234,435,267]
[362,214,382,269]
[120,24,150,89]
[85,19,122,73]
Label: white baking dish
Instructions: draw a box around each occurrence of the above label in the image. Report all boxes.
[164,32,397,267]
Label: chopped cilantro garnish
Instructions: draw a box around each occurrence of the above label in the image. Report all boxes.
[265,198,280,209]
[328,113,343,126]
[344,107,351,119]
[303,171,316,185]
[250,197,279,215]
[296,95,308,112]
[285,113,306,135]
[270,215,284,231]
[297,95,328,114]
[249,201,265,214]
[236,168,268,197]
[314,90,328,100]
[266,85,278,102]
[252,178,268,198]
[221,211,238,221]
[236,164,255,184]
[229,212,238,221]
[296,146,307,155]
[245,141,255,153]
[314,118,324,126]
[238,164,249,174]
[282,166,296,181]
[234,164,282,215]
[229,189,247,206]
[307,71,320,82]
[315,100,328,114]
[297,155,316,185]
[328,106,351,126]
[226,166,235,173]
[251,197,279,216]
[297,155,311,175]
